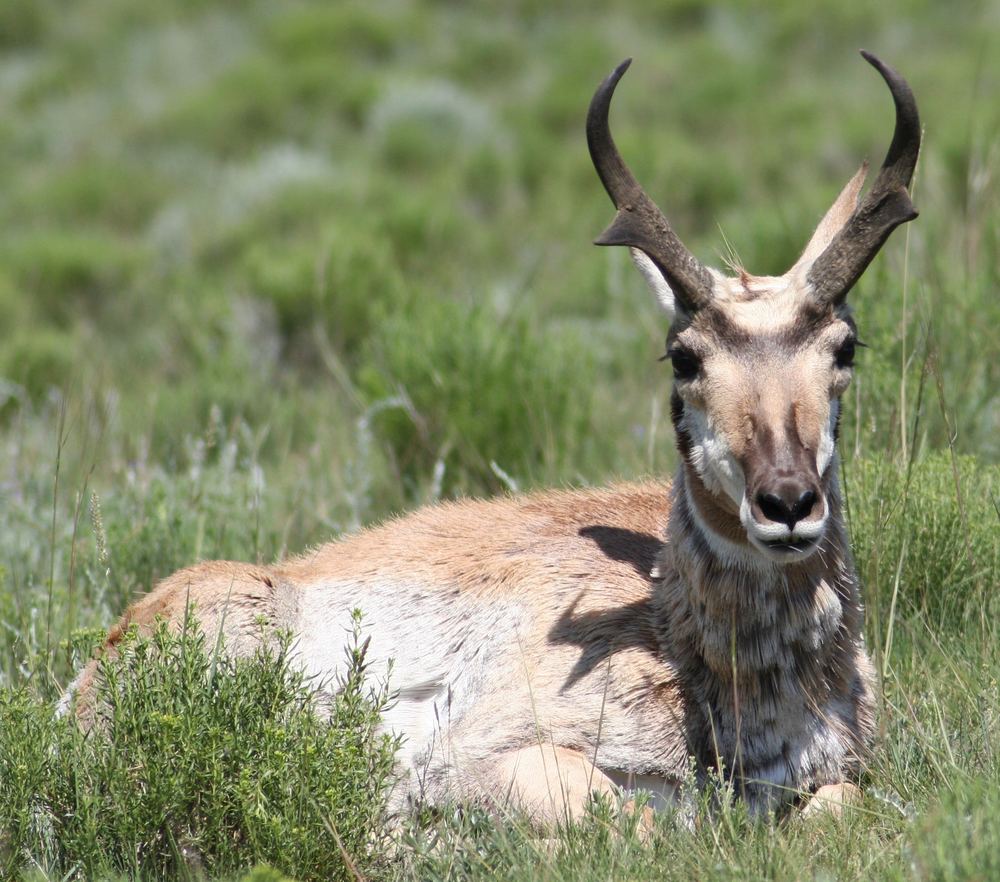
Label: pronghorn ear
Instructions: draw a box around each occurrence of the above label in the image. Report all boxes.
[629,247,677,319]
[790,162,869,274]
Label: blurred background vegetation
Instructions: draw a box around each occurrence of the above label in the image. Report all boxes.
[2,0,997,491]
[0,1,998,877]
[2,0,999,673]
[1,0,998,695]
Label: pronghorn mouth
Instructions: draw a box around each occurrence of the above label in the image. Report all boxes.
[739,494,828,563]
[749,530,824,562]
[748,533,823,564]
[761,536,818,554]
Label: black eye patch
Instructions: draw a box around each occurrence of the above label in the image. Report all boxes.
[835,337,865,369]
[663,347,701,380]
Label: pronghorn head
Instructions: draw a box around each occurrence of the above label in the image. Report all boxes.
[588,54,920,563]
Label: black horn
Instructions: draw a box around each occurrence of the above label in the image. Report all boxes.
[587,59,715,313]
[806,51,921,305]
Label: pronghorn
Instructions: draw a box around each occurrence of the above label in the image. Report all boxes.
[66,52,920,823]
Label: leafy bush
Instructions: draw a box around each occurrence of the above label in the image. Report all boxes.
[905,780,1000,881]
[358,298,601,494]
[0,0,49,48]
[0,614,399,881]
[0,327,77,404]
[242,224,408,360]
[1,232,142,328]
[846,452,1000,632]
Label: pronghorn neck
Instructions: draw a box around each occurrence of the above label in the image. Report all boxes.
[664,460,854,644]
[670,453,849,584]
[656,462,873,809]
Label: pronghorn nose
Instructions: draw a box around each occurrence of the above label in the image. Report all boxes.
[755,484,818,530]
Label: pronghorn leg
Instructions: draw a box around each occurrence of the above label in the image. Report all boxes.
[801,782,862,819]
[493,744,614,823]
[491,744,656,836]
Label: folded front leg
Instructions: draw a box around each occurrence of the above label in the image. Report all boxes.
[490,744,616,823]
[801,782,862,819]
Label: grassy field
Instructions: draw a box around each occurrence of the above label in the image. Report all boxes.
[0,0,998,878]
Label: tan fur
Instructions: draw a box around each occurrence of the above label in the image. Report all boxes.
[65,258,877,823]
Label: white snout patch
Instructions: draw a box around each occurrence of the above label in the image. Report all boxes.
[681,400,836,564]
[680,406,746,508]
[816,400,839,476]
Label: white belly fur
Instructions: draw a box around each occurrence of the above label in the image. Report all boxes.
[292,579,530,776]
[604,769,680,811]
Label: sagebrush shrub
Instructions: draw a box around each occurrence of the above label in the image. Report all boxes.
[0,613,399,881]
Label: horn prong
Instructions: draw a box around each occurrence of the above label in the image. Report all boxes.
[587,60,714,312]
[806,53,921,304]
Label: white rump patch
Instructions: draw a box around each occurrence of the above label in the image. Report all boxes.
[56,671,84,718]
[293,581,528,777]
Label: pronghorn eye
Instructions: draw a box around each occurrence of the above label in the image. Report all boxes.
[835,338,858,369]
[667,348,701,380]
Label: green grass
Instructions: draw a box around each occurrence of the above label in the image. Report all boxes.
[0,0,998,879]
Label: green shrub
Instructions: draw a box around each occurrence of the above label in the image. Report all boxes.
[905,783,1000,881]
[242,227,407,360]
[0,0,50,48]
[0,326,77,403]
[10,160,167,232]
[265,3,403,62]
[358,298,600,495]
[0,687,52,871]
[0,615,399,881]
[846,452,1000,632]
[1,232,142,327]
[145,51,375,155]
